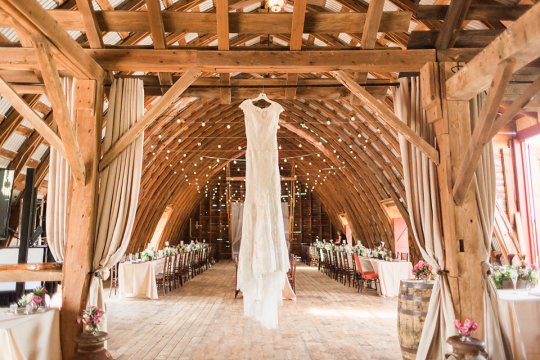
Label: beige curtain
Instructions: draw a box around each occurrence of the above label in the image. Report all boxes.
[46,78,74,262]
[471,94,514,359]
[393,77,456,360]
[86,78,144,331]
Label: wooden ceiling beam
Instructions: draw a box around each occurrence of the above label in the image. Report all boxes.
[0,0,106,80]
[0,76,67,160]
[31,33,87,186]
[446,2,540,100]
[331,70,440,165]
[99,69,202,171]
[417,5,532,21]
[435,0,473,50]
[452,59,515,205]
[76,0,104,49]
[8,11,412,35]
[351,0,384,105]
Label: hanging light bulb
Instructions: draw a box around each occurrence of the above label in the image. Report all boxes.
[198,142,202,146]
[227,124,231,129]
[265,0,287,12]
[202,122,206,127]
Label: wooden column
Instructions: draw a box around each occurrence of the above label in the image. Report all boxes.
[421,62,485,338]
[60,79,102,360]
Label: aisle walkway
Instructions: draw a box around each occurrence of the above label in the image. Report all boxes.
[105,260,401,359]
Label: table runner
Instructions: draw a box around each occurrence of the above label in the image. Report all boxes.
[0,309,61,360]
[118,259,166,299]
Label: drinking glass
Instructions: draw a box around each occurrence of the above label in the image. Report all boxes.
[135,253,139,261]
[25,304,33,315]
[510,269,519,294]
[10,303,17,314]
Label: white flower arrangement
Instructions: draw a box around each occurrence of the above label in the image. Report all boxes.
[141,249,155,259]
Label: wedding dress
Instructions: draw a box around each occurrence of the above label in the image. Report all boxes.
[237,96,290,329]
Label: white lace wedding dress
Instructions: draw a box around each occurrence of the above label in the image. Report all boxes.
[237,98,290,329]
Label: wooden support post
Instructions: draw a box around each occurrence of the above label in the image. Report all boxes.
[60,79,102,360]
[422,62,485,339]
[220,73,231,105]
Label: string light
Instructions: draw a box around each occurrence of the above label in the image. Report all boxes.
[202,122,206,126]
[227,124,231,129]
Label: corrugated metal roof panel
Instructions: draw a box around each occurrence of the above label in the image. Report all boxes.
[3,133,27,152]
[338,33,352,45]
[325,0,342,12]
[139,35,154,46]
[92,1,101,10]
[284,3,294,12]
[67,31,83,41]
[244,37,260,47]
[108,0,125,7]
[0,97,12,117]
[273,37,288,46]
[244,2,261,12]
[31,144,49,161]
[383,0,399,11]
[21,119,34,130]
[39,0,59,9]
[0,28,18,42]
[0,157,10,168]
[103,32,122,45]
[464,20,487,30]
[199,0,214,12]
[313,38,327,47]
[185,33,199,43]
[40,96,51,108]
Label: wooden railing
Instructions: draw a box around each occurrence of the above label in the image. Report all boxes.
[0,263,63,282]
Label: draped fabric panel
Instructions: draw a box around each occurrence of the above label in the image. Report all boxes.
[393,77,456,360]
[231,202,244,258]
[46,78,74,262]
[471,94,514,359]
[86,78,144,332]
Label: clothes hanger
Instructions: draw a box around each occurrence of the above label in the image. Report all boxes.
[250,86,272,106]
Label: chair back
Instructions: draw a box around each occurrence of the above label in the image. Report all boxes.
[162,255,169,275]
[354,253,363,275]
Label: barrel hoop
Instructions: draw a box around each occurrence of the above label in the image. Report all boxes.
[400,281,434,289]
[400,345,418,354]
[399,294,432,302]
[398,306,428,317]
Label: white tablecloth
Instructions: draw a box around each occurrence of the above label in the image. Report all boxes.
[119,258,166,299]
[498,289,540,360]
[355,256,413,297]
[0,309,61,360]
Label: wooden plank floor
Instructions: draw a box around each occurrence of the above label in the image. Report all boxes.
[105,260,402,359]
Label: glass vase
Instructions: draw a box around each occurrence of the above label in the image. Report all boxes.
[83,324,99,335]
[458,330,471,343]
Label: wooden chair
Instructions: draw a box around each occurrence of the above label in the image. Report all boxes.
[353,254,380,295]
[401,253,409,261]
[156,255,171,296]
[309,247,318,268]
[235,255,240,298]
[174,253,184,288]
[182,252,190,283]
[333,251,343,282]
[341,253,354,287]
[109,262,119,297]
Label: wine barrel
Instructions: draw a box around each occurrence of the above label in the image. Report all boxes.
[397,280,434,359]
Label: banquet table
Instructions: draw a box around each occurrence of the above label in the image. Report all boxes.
[119,258,166,300]
[0,309,61,360]
[354,256,413,297]
[498,289,540,360]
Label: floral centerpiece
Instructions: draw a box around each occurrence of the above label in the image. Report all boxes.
[18,286,48,308]
[141,249,155,261]
[454,318,478,341]
[413,260,432,282]
[353,244,366,256]
[77,306,105,334]
[492,262,539,289]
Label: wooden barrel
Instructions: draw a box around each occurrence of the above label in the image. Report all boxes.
[397,279,434,359]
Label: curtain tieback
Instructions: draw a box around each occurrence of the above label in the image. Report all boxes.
[480,261,492,276]
[436,270,449,276]
[91,266,111,281]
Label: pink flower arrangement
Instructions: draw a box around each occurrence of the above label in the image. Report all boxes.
[77,306,105,333]
[412,260,432,280]
[454,318,478,336]
[31,286,47,306]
